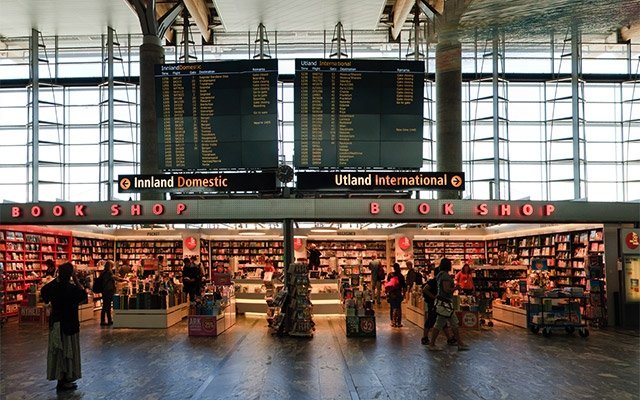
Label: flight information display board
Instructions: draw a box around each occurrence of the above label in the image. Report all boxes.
[294,59,424,168]
[156,60,278,170]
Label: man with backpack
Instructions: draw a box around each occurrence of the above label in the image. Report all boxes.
[369,254,384,305]
[421,264,456,346]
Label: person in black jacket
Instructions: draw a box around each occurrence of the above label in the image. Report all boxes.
[41,262,88,391]
[99,260,122,326]
[182,257,202,301]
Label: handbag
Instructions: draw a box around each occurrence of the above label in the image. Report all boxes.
[434,298,454,318]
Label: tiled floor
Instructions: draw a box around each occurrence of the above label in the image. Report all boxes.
[1,306,639,400]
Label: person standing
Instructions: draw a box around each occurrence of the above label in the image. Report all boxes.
[428,258,469,351]
[307,243,321,270]
[40,262,88,391]
[99,261,122,326]
[368,254,383,305]
[384,263,407,327]
[182,257,201,301]
[405,261,418,292]
[455,263,475,295]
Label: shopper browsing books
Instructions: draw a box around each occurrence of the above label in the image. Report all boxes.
[384,263,407,327]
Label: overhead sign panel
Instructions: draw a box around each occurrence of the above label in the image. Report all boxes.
[155,60,279,170]
[117,172,276,193]
[296,172,464,191]
[293,59,425,168]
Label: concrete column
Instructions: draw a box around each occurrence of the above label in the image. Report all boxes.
[139,35,164,200]
[435,26,462,199]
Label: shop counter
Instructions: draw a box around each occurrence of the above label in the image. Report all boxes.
[402,302,425,328]
[492,300,527,328]
[78,302,94,322]
[235,278,341,315]
[113,302,189,329]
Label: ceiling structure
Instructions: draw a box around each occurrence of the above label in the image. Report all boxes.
[0,0,638,48]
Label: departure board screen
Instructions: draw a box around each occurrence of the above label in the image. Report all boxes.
[156,60,278,170]
[294,59,424,168]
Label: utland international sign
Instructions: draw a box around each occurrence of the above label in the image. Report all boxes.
[296,171,464,191]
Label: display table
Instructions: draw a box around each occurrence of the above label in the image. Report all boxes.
[78,303,94,322]
[346,315,376,337]
[189,297,237,336]
[113,302,189,329]
[403,302,425,328]
[18,305,49,326]
[492,300,527,328]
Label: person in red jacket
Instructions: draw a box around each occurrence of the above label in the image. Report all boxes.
[454,263,475,295]
[384,263,407,327]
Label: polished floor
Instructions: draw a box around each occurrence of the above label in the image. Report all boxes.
[1,306,639,400]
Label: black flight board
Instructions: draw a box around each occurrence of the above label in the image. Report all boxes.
[155,60,278,170]
[294,59,424,168]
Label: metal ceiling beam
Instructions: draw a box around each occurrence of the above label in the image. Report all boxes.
[124,0,184,39]
[183,0,212,42]
[619,22,640,42]
[391,0,415,40]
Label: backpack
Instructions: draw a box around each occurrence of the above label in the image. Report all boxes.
[92,274,104,294]
[377,266,386,281]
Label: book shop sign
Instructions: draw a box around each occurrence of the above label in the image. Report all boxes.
[369,202,557,218]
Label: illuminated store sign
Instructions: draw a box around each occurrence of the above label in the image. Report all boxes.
[368,202,556,218]
[296,172,464,191]
[117,172,276,193]
[0,199,637,225]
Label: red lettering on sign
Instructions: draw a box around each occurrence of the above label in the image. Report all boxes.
[544,204,555,216]
[176,203,186,215]
[477,203,488,216]
[500,204,511,216]
[75,205,86,217]
[443,203,454,215]
[31,206,42,217]
[53,205,64,217]
[418,203,430,215]
[111,204,120,216]
[131,204,141,216]
[393,202,405,214]
[152,204,164,215]
[370,202,380,215]
[11,207,21,217]
[521,204,533,216]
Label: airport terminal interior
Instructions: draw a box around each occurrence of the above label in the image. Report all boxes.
[1,0,639,399]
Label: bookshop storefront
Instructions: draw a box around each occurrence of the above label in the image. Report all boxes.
[0,198,638,329]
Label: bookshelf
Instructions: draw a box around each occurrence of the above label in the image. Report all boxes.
[71,237,115,269]
[115,239,183,275]
[210,240,285,271]
[414,240,486,267]
[0,227,72,317]
[307,240,386,284]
